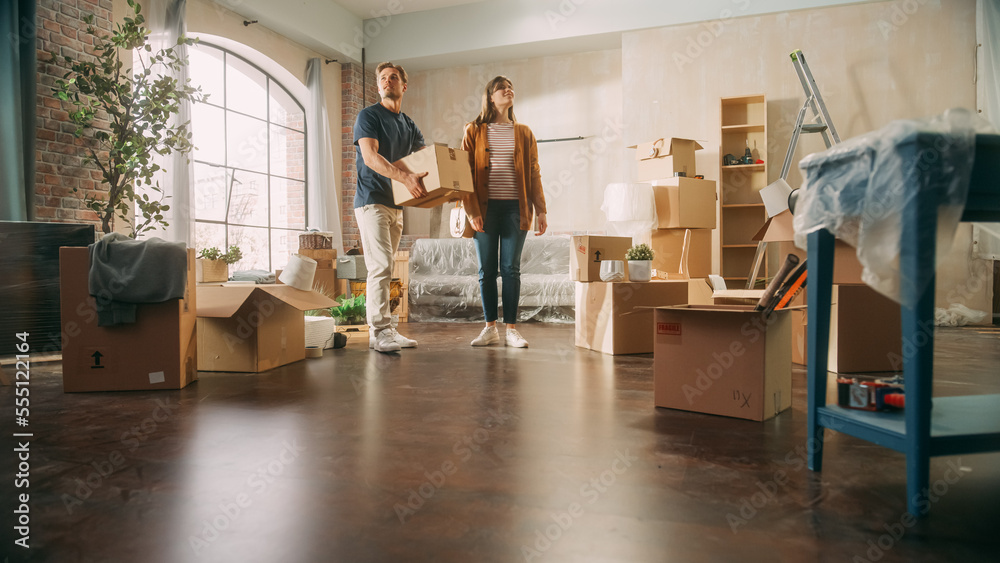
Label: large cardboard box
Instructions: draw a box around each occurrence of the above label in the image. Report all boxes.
[653,305,792,421]
[196,285,337,372]
[59,247,198,392]
[792,309,807,365]
[650,229,712,278]
[651,178,717,229]
[828,284,901,373]
[755,210,864,285]
[391,145,474,208]
[575,279,713,355]
[570,235,633,281]
[632,137,704,182]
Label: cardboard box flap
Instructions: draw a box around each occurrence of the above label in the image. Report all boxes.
[196,285,257,317]
[752,209,795,242]
[262,285,339,311]
[197,285,338,318]
[631,137,705,161]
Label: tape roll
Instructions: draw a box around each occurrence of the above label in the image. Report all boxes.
[305,346,323,358]
[278,254,318,291]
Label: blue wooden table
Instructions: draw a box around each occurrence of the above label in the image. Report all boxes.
[806,132,1000,516]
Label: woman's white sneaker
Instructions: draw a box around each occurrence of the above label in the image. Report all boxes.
[471,325,500,346]
[505,328,528,348]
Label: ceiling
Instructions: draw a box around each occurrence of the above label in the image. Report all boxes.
[209,0,878,72]
[331,0,487,19]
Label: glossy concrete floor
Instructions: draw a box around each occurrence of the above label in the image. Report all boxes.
[1,323,999,563]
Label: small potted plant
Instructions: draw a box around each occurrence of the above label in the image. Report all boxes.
[329,294,367,327]
[196,246,242,283]
[625,243,654,282]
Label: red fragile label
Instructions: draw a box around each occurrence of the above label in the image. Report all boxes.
[657,322,681,335]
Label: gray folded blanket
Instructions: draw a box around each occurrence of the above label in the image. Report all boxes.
[88,233,188,326]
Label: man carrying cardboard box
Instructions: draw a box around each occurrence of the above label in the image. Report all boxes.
[354,62,427,353]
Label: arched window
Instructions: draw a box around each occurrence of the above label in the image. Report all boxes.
[188,42,307,272]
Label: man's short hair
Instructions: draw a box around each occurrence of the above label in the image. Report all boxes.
[376,62,408,84]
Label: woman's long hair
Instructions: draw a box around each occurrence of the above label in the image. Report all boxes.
[473,76,517,126]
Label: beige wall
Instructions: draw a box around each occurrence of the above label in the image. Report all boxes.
[185,0,343,229]
[404,49,624,235]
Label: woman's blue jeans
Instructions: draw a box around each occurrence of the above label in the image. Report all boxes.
[473,199,528,324]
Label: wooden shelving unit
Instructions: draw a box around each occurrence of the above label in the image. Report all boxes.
[719,95,768,288]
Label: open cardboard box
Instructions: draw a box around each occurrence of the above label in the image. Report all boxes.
[653,304,792,421]
[575,279,713,355]
[197,285,337,372]
[631,137,704,182]
[59,247,198,392]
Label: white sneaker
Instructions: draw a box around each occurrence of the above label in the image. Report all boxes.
[369,328,417,349]
[471,325,500,346]
[505,328,528,348]
[372,330,401,353]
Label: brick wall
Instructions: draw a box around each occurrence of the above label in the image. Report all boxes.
[340,62,421,254]
[34,0,113,231]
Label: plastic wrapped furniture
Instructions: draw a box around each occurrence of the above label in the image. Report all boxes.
[408,235,574,323]
[796,110,1000,517]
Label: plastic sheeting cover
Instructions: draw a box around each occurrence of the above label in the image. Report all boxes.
[602,183,658,242]
[793,108,995,306]
[409,235,574,323]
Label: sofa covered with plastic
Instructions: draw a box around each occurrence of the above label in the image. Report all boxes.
[408,235,574,323]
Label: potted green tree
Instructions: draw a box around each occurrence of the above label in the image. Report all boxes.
[48,0,205,237]
[196,246,242,283]
[625,243,654,282]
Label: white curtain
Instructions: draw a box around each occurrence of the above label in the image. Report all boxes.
[141,0,194,245]
[305,58,343,252]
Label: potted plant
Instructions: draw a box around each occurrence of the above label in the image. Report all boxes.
[625,243,654,282]
[196,246,242,283]
[48,0,205,237]
[329,294,367,327]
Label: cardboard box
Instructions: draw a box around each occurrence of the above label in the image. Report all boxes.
[336,255,368,280]
[791,309,807,365]
[196,285,337,373]
[59,247,198,392]
[391,145,474,208]
[754,210,864,285]
[651,178,717,229]
[653,305,792,421]
[575,279,713,355]
[650,229,712,278]
[570,235,633,281]
[828,284,901,373]
[297,248,337,269]
[631,137,704,182]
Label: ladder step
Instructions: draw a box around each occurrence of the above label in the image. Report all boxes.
[801,123,828,133]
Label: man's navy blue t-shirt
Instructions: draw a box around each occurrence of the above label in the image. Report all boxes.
[353,103,425,209]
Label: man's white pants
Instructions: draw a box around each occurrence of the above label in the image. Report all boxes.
[354,204,402,334]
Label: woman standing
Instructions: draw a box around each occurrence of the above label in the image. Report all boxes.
[461,76,547,348]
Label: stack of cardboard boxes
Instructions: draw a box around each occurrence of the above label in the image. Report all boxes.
[633,137,716,278]
[571,236,713,355]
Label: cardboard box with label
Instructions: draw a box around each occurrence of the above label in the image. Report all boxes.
[650,229,712,278]
[651,178,717,229]
[570,235,633,281]
[391,145,475,208]
[653,305,792,421]
[197,285,337,373]
[59,247,198,392]
[631,137,704,182]
[575,279,713,355]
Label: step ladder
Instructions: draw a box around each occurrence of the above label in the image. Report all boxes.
[746,49,841,288]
